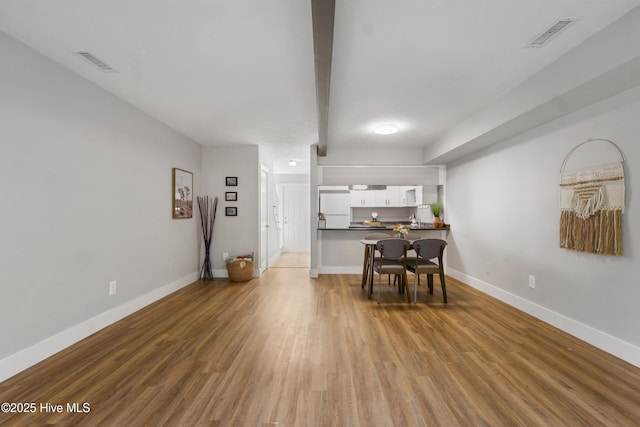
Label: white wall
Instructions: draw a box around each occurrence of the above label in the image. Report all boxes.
[202,145,260,276]
[274,173,310,184]
[446,84,640,366]
[0,32,202,379]
[424,6,640,164]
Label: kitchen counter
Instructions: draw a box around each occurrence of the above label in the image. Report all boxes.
[319,222,450,231]
[316,225,449,274]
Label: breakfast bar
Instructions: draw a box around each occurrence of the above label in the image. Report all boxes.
[316,223,449,275]
[315,179,448,275]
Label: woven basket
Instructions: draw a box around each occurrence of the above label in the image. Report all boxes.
[226,259,254,282]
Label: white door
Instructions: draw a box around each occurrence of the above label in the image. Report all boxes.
[260,167,269,272]
[282,184,310,252]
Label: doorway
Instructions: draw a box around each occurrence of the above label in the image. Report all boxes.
[270,252,310,268]
[280,184,310,252]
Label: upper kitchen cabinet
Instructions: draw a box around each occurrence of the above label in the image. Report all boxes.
[417,185,439,205]
[350,189,377,207]
[320,165,445,207]
[350,186,412,207]
[403,185,439,206]
[375,187,400,206]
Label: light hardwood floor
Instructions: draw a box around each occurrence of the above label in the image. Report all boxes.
[270,252,311,268]
[1,269,639,426]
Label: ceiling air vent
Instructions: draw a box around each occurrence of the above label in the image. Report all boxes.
[72,50,117,72]
[526,17,578,48]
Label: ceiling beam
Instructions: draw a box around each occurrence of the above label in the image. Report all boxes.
[311,0,335,157]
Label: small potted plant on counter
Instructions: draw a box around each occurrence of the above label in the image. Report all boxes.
[431,203,444,228]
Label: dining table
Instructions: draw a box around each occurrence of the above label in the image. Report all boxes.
[360,238,417,299]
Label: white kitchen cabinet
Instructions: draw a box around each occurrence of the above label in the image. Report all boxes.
[398,186,413,206]
[350,186,430,207]
[375,187,403,206]
[415,185,438,205]
[349,187,408,207]
[374,189,389,206]
[403,187,418,206]
[350,190,377,207]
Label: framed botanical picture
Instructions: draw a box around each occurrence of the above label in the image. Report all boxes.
[172,168,193,219]
[225,192,237,201]
[226,176,238,186]
[225,207,237,216]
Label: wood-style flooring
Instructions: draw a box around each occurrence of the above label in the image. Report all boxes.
[270,252,310,268]
[1,269,639,426]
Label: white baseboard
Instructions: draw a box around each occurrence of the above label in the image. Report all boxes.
[212,268,259,278]
[213,268,228,278]
[309,269,319,278]
[447,268,640,368]
[0,271,198,383]
[318,266,362,275]
[269,251,282,266]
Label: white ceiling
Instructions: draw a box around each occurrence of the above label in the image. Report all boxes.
[1,0,639,169]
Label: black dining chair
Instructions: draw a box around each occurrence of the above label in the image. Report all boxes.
[374,239,411,303]
[392,232,420,287]
[406,239,448,303]
[362,232,392,290]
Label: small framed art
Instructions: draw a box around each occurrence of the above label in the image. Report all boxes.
[225,192,237,201]
[172,168,193,219]
[226,176,238,186]
[225,207,237,216]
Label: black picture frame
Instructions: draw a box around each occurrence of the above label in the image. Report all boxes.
[225,192,237,201]
[226,176,238,186]
[225,207,237,216]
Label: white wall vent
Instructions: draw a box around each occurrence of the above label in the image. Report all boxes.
[526,17,578,48]
[72,51,117,72]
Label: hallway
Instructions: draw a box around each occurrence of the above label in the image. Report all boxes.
[270,252,310,269]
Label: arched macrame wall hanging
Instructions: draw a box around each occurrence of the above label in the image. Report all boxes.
[559,139,626,256]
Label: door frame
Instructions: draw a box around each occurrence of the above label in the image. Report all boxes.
[260,165,269,273]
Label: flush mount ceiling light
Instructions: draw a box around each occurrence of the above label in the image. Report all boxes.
[288,160,297,167]
[374,124,399,135]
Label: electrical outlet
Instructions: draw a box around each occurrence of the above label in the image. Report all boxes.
[223,252,229,261]
[528,275,536,289]
[109,280,117,296]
